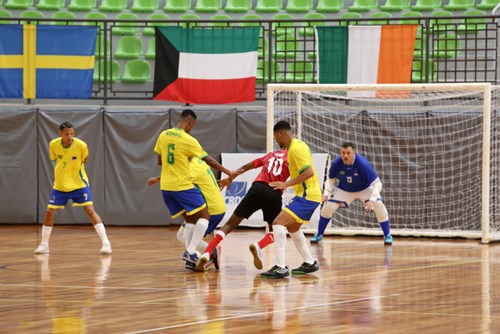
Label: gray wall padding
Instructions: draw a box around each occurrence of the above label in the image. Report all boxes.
[0,109,37,223]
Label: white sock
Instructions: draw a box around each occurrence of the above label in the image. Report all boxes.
[94,223,110,246]
[273,225,287,268]
[41,225,53,246]
[196,239,208,254]
[187,218,208,254]
[216,230,226,239]
[290,230,315,264]
[183,223,195,249]
[177,223,186,245]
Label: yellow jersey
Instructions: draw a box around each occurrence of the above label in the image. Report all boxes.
[154,127,207,191]
[190,158,226,215]
[287,138,322,202]
[50,137,89,192]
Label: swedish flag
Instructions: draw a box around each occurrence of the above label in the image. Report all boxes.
[0,25,97,99]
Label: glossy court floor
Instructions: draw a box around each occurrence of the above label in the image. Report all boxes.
[1,225,500,333]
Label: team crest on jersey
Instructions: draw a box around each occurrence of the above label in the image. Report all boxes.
[225,181,247,205]
[339,171,345,175]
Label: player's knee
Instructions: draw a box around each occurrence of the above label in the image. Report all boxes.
[373,201,389,222]
[321,202,339,218]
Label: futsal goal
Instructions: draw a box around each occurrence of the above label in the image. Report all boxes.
[266,83,500,243]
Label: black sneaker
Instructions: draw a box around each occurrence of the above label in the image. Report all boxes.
[260,265,290,279]
[291,261,319,275]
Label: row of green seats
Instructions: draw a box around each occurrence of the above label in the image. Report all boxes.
[4,0,498,13]
[93,59,150,83]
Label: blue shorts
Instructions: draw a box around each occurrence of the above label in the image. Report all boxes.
[283,196,320,223]
[162,188,207,219]
[48,187,93,209]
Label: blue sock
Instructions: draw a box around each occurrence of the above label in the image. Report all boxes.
[204,213,225,237]
[317,216,330,236]
[380,220,390,236]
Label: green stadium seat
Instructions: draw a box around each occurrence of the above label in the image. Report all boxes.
[194,0,222,13]
[93,60,121,83]
[207,14,231,27]
[68,0,96,11]
[83,12,108,30]
[348,0,378,12]
[457,9,487,34]
[51,11,77,25]
[224,0,251,13]
[178,14,202,27]
[299,13,326,36]
[380,0,410,11]
[113,13,140,35]
[256,59,281,83]
[271,13,295,36]
[398,10,423,25]
[37,0,65,10]
[145,38,155,59]
[477,0,500,10]
[444,0,475,11]
[368,11,392,25]
[122,59,151,84]
[20,10,45,25]
[255,0,282,13]
[411,0,441,11]
[315,0,343,12]
[274,34,299,59]
[280,60,314,82]
[114,35,143,59]
[0,9,13,24]
[412,60,437,83]
[94,33,111,58]
[131,0,159,12]
[285,0,313,13]
[339,12,362,26]
[143,13,170,36]
[163,0,191,12]
[99,0,127,12]
[239,13,263,27]
[432,33,461,59]
[5,0,33,10]
[429,10,455,33]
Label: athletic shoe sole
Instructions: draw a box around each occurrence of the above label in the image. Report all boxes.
[249,244,263,270]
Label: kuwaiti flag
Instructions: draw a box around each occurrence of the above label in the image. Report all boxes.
[316,25,418,86]
[153,26,260,104]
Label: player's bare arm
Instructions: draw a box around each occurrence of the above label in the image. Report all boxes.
[270,166,314,190]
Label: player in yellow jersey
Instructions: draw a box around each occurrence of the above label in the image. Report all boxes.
[154,109,234,268]
[34,122,111,255]
[250,121,321,279]
[147,157,226,270]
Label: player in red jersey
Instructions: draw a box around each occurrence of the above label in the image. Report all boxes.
[195,150,289,271]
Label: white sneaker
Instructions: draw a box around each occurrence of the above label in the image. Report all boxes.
[249,243,263,270]
[195,252,210,272]
[100,243,112,255]
[34,244,49,254]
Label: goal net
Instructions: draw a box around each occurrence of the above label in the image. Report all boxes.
[267,83,500,243]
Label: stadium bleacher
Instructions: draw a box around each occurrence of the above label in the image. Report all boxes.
[0,0,497,101]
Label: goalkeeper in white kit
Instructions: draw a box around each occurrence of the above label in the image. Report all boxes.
[311,142,393,245]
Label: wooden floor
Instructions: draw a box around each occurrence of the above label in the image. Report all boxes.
[1,225,500,334]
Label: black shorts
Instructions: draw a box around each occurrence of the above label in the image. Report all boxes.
[234,181,282,225]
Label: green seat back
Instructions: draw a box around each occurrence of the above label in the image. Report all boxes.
[411,0,441,11]
[315,0,343,12]
[255,0,282,13]
[300,13,326,36]
[143,13,170,36]
[36,0,65,11]
[224,0,251,13]
[163,0,191,13]
[114,35,143,59]
[68,0,97,11]
[131,0,159,12]
[99,0,127,12]
[274,34,299,59]
[122,59,151,84]
[145,38,156,59]
[348,0,378,12]
[285,0,313,13]
[113,13,140,35]
[194,0,222,13]
[51,11,77,25]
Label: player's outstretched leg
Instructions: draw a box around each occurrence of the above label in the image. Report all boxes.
[290,230,319,275]
[249,231,274,270]
[196,231,225,271]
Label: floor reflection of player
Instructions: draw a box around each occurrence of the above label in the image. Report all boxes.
[35,254,111,333]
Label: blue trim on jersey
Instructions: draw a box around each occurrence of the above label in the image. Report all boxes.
[329,154,378,192]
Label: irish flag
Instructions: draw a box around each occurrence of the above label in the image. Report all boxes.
[153,27,260,104]
[316,25,418,85]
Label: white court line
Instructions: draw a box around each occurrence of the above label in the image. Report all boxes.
[0,283,185,292]
[125,295,385,334]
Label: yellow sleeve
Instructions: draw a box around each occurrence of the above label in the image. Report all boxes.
[291,142,312,174]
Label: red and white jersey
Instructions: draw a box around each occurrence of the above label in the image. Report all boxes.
[252,150,289,185]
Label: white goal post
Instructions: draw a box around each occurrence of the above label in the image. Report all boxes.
[266,83,500,243]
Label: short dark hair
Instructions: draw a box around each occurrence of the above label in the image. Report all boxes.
[181,109,197,120]
[59,121,74,131]
[341,142,355,150]
[273,120,291,132]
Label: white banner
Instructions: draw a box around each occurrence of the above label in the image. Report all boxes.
[220,153,329,229]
